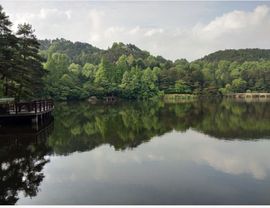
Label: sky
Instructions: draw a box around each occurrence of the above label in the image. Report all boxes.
[1,1,270,61]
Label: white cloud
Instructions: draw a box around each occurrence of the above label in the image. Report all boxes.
[9,7,72,36]
[77,4,270,60]
[144,28,164,37]
[4,3,270,60]
[87,9,105,42]
[200,5,270,39]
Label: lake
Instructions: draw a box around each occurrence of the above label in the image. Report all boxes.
[1,99,270,205]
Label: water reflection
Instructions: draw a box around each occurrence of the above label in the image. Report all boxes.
[18,130,270,205]
[0,119,54,204]
[49,100,270,155]
[1,100,270,204]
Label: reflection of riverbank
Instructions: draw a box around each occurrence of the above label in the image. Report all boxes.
[224,93,270,102]
[47,100,270,156]
[163,94,197,103]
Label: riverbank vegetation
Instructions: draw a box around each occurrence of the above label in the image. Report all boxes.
[0,5,269,101]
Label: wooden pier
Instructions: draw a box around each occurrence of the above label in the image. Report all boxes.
[0,99,54,126]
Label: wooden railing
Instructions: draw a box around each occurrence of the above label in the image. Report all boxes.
[0,99,54,115]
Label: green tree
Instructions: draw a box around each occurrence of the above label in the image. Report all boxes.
[175,80,191,93]
[115,55,129,84]
[0,5,17,97]
[15,23,45,100]
[82,63,96,79]
[68,63,81,76]
[231,78,247,92]
[43,53,71,99]
[94,58,109,87]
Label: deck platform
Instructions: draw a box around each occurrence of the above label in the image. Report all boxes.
[0,99,54,124]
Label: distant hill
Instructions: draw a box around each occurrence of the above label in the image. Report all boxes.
[36,38,269,100]
[199,49,270,62]
[39,39,103,65]
[38,39,163,65]
[103,42,150,62]
[39,40,270,65]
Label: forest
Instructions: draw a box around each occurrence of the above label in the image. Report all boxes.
[0,5,270,101]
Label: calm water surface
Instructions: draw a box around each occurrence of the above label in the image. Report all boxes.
[1,100,270,205]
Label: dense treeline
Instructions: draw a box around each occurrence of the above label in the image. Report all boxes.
[40,39,270,100]
[39,39,174,100]
[0,5,44,100]
[0,5,269,101]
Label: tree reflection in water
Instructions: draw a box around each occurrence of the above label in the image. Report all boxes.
[49,100,270,155]
[1,99,270,204]
[0,120,54,205]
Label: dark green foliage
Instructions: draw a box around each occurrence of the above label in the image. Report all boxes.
[0,5,45,101]
[15,24,46,99]
[0,5,17,97]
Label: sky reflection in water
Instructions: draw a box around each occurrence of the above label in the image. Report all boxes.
[1,100,270,205]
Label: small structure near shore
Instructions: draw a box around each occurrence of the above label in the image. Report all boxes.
[104,96,117,104]
[0,99,54,127]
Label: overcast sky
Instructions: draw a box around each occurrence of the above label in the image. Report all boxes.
[1,1,270,61]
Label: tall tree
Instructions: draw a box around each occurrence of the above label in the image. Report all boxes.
[16,23,45,100]
[0,5,17,97]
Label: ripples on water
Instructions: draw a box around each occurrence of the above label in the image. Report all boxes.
[0,99,270,205]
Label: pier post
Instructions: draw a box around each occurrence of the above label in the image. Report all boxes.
[40,114,44,126]
[32,115,39,131]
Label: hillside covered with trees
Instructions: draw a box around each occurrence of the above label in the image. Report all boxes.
[200,49,270,62]
[0,5,269,101]
[39,39,270,100]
